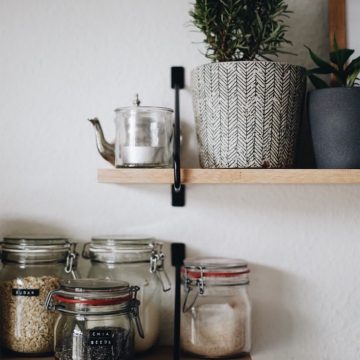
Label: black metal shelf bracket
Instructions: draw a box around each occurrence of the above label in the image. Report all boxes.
[171,66,185,207]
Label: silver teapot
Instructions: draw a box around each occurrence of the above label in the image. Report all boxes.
[89,95,174,168]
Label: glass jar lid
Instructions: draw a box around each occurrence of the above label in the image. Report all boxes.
[1,235,77,271]
[52,279,133,305]
[82,235,171,292]
[45,279,144,337]
[182,257,250,284]
[83,235,158,263]
[3,235,70,251]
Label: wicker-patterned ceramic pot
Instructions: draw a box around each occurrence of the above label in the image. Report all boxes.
[192,61,306,168]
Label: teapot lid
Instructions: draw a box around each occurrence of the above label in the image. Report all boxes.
[114,94,173,113]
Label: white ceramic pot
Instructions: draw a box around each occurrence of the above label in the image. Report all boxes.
[192,61,306,168]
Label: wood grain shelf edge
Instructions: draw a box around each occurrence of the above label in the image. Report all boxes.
[98,168,360,184]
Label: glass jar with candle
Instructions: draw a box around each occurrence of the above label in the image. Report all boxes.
[45,279,144,360]
[181,257,251,359]
[82,235,171,353]
[0,236,78,356]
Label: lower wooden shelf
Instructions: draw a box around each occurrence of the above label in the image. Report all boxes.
[2,347,252,359]
[98,168,360,184]
[139,347,252,359]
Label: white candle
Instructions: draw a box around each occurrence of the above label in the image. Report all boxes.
[121,146,165,165]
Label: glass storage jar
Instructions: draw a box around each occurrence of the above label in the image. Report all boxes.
[0,236,78,356]
[82,235,171,353]
[45,279,144,360]
[181,257,251,359]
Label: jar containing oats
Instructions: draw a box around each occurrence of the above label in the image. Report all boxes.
[0,236,78,356]
[45,279,144,360]
[82,235,171,353]
[181,257,251,358]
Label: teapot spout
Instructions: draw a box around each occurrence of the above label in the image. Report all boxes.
[88,118,115,166]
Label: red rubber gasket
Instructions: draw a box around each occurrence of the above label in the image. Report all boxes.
[53,294,131,306]
[181,268,250,278]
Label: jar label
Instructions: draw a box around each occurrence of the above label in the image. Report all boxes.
[12,288,40,297]
[89,330,113,347]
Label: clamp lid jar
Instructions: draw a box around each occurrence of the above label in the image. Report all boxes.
[82,235,171,353]
[0,235,78,356]
[181,257,251,359]
[46,279,144,360]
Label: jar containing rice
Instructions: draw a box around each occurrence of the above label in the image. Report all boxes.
[181,257,251,358]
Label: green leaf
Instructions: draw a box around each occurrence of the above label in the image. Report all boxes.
[333,34,339,52]
[347,70,360,87]
[305,46,335,73]
[330,49,354,68]
[308,74,329,89]
[346,60,360,87]
[346,56,360,73]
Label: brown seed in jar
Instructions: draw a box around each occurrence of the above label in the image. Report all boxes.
[0,276,60,354]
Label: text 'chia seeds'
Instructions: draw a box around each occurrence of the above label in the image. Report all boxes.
[55,327,132,360]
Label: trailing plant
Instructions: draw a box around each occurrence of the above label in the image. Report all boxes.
[306,36,360,88]
[189,0,293,62]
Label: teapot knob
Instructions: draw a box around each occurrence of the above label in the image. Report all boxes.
[133,94,141,107]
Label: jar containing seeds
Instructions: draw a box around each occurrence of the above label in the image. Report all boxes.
[181,257,251,358]
[82,235,171,353]
[45,279,144,360]
[0,236,78,356]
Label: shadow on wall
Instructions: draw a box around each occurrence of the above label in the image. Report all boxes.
[250,263,297,355]
[0,219,70,238]
[180,120,199,169]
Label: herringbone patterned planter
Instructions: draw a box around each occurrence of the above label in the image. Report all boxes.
[192,61,306,168]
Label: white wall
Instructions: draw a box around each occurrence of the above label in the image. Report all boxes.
[347,0,360,52]
[1,1,359,359]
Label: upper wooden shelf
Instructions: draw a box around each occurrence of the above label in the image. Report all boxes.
[98,168,360,184]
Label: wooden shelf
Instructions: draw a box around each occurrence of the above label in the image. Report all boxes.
[2,347,252,359]
[98,168,360,184]
[139,347,252,359]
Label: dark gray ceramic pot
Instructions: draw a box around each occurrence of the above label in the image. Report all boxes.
[309,87,360,168]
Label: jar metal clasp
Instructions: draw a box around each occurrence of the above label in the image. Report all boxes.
[183,266,206,313]
[65,243,78,274]
[130,286,145,339]
[44,288,60,311]
[150,245,171,292]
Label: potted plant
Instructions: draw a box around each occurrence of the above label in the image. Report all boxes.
[306,38,360,168]
[190,0,306,169]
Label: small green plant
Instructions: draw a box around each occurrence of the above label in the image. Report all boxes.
[189,0,293,62]
[306,37,360,88]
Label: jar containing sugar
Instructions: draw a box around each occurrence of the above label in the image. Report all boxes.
[181,257,251,358]
[82,235,171,353]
